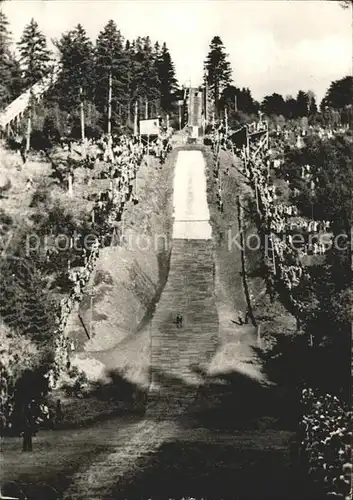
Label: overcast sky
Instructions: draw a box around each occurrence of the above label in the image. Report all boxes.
[2,0,352,103]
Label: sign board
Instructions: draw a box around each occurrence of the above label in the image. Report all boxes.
[139,118,160,136]
[177,100,184,106]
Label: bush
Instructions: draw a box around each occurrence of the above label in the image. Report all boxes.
[300,389,352,500]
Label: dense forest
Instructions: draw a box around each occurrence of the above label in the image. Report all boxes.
[0,14,180,137]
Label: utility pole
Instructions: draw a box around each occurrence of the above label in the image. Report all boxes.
[25,112,31,153]
[225,106,228,136]
[107,70,112,137]
[204,76,208,123]
[236,195,257,327]
[246,126,250,157]
[270,233,276,275]
[145,99,148,120]
[255,183,260,214]
[134,101,138,137]
[79,86,85,141]
[147,134,150,166]
[25,90,33,153]
[127,100,131,127]
[90,293,93,338]
[68,170,73,197]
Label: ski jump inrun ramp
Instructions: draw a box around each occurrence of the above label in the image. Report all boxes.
[147,150,219,418]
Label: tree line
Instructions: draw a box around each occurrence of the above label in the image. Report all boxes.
[204,35,353,126]
[0,14,180,135]
[1,11,352,135]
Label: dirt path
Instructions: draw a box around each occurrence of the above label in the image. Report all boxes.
[0,415,140,493]
[64,420,180,500]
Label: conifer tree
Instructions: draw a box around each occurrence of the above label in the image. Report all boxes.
[296,90,310,117]
[0,249,56,346]
[0,10,22,108]
[53,24,94,139]
[156,42,178,113]
[221,85,258,115]
[131,36,145,112]
[124,39,135,125]
[321,76,353,110]
[307,91,318,116]
[142,36,160,111]
[204,36,232,111]
[131,36,160,117]
[20,269,56,345]
[261,93,286,116]
[94,20,128,130]
[55,24,94,110]
[17,18,52,89]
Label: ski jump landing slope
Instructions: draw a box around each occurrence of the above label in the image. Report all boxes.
[147,150,219,419]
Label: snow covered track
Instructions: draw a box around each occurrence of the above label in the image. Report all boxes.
[147,148,218,418]
[172,150,212,239]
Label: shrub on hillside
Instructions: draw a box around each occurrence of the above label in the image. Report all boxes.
[300,388,352,500]
[0,322,44,434]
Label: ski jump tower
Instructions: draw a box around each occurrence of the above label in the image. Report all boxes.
[185,86,206,141]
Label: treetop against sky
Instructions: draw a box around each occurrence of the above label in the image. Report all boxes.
[2,0,352,102]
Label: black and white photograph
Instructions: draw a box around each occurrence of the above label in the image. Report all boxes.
[0,0,352,498]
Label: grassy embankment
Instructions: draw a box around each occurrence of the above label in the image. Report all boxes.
[58,147,179,423]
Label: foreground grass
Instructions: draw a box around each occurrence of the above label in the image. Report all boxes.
[113,439,298,500]
[0,414,142,494]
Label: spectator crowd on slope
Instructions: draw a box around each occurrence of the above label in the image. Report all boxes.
[208,119,351,500]
[301,388,352,500]
[0,127,173,446]
[47,128,173,387]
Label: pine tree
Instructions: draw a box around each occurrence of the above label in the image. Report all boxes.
[21,270,56,345]
[131,36,161,117]
[94,20,128,130]
[221,85,257,115]
[261,93,286,116]
[54,24,94,111]
[17,18,52,89]
[296,90,309,117]
[307,91,318,116]
[131,36,145,112]
[8,57,23,100]
[156,42,178,113]
[204,36,232,111]
[124,39,135,125]
[54,24,94,140]
[0,249,56,346]
[284,96,299,119]
[321,76,353,110]
[0,10,12,107]
[0,10,22,109]
[145,36,161,114]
